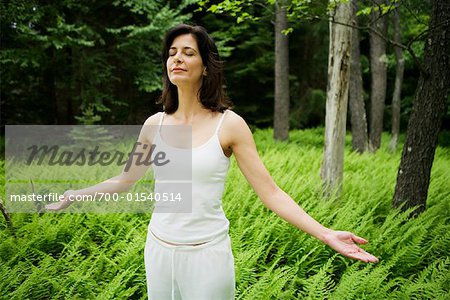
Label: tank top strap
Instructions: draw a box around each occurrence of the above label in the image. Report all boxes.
[214,109,228,135]
[158,112,165,132]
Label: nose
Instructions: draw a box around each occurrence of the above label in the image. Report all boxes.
[173,53,182,63]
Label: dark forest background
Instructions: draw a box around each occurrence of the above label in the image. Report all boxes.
[2,0,447,138]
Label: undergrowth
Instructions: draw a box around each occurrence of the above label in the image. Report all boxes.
[0,128,449,299]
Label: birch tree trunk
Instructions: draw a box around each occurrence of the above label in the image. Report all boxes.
[349,0,369,153]
[273,0,290,141]
[369,0,388,151]
[392,0,450,216]
[321,0,353,196]
[388,7,404,152]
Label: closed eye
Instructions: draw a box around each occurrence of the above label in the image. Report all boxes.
[169,46,198,55]
[168,52,195,56]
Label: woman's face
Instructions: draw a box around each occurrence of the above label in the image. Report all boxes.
[166,34,206,88]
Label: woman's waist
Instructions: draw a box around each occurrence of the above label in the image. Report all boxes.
[148,226,229,249]
[148,216,229,245]
[149,228,208,246]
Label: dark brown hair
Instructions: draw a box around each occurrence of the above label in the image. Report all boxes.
[157,23,233,114]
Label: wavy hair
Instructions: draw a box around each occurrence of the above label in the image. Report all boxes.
[157,23,233,113]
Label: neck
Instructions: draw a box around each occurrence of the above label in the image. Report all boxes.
[175,83,206,122]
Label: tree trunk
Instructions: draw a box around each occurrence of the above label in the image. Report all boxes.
[321,0,353,196]
[388,6,404,152]
[369,0,388,151]
[273,0,290,141]
[392,0,450,215]
[348,0,369,153]
[0,200,14,235]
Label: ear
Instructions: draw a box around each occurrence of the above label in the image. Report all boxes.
[203,67,207,76]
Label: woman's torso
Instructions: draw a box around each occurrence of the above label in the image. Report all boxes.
[148,109,232,245]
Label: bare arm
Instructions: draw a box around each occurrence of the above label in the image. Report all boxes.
[225,112,378,263]
[45,113,161,211]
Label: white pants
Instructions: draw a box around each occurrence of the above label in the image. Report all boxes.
[144,229,235,300]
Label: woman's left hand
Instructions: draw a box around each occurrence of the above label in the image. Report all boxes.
[323,230,379,263]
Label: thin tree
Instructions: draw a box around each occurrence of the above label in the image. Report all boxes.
[388,5,404,152]
[0,200,15,236]
[321,0,353,196]
[273,0,290,141]
[369,0,388,151]
[348,0,369,153]
[392,0,450,215]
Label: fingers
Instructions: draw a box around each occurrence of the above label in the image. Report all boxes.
[44,203,61,211]
[359,247,379,263]
[347,251,375,263]
[45,201,66,211]
[347,247,379,263]
[334,231,378,263]
[44,198,71,211]
[351,234,368,244]
[367,253,379,263]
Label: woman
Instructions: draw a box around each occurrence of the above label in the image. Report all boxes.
[46,23,378,299]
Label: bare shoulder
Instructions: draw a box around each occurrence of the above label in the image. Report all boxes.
[143,111,163,126]
[223,109,248,129]
[140,112,163,143]
[222,109,253,148]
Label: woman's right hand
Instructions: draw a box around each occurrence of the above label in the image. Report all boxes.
[44,190,76,212]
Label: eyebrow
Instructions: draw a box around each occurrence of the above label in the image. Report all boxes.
[169,46,197,52]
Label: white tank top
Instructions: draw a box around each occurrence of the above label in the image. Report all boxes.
[148,110,231,244]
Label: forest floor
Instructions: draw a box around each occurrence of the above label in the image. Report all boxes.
[1,128,449,299]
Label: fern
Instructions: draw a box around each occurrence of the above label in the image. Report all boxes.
[1,128,449,299]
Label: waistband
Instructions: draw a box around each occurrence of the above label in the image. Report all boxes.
[148,228,228,251]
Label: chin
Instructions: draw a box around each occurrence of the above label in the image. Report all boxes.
[170,78,196,85]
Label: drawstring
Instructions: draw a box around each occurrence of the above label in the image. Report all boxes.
[171,248,175,300]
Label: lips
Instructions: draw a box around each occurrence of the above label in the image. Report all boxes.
[172,67,186,72]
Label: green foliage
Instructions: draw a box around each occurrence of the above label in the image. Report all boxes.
[356,0,400,17]
[1,0,438,129]
[1,0,193,124]
[289,0,329,23]
[75,103,107,125]
[290,89,326,129]
[1,128,449,298]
